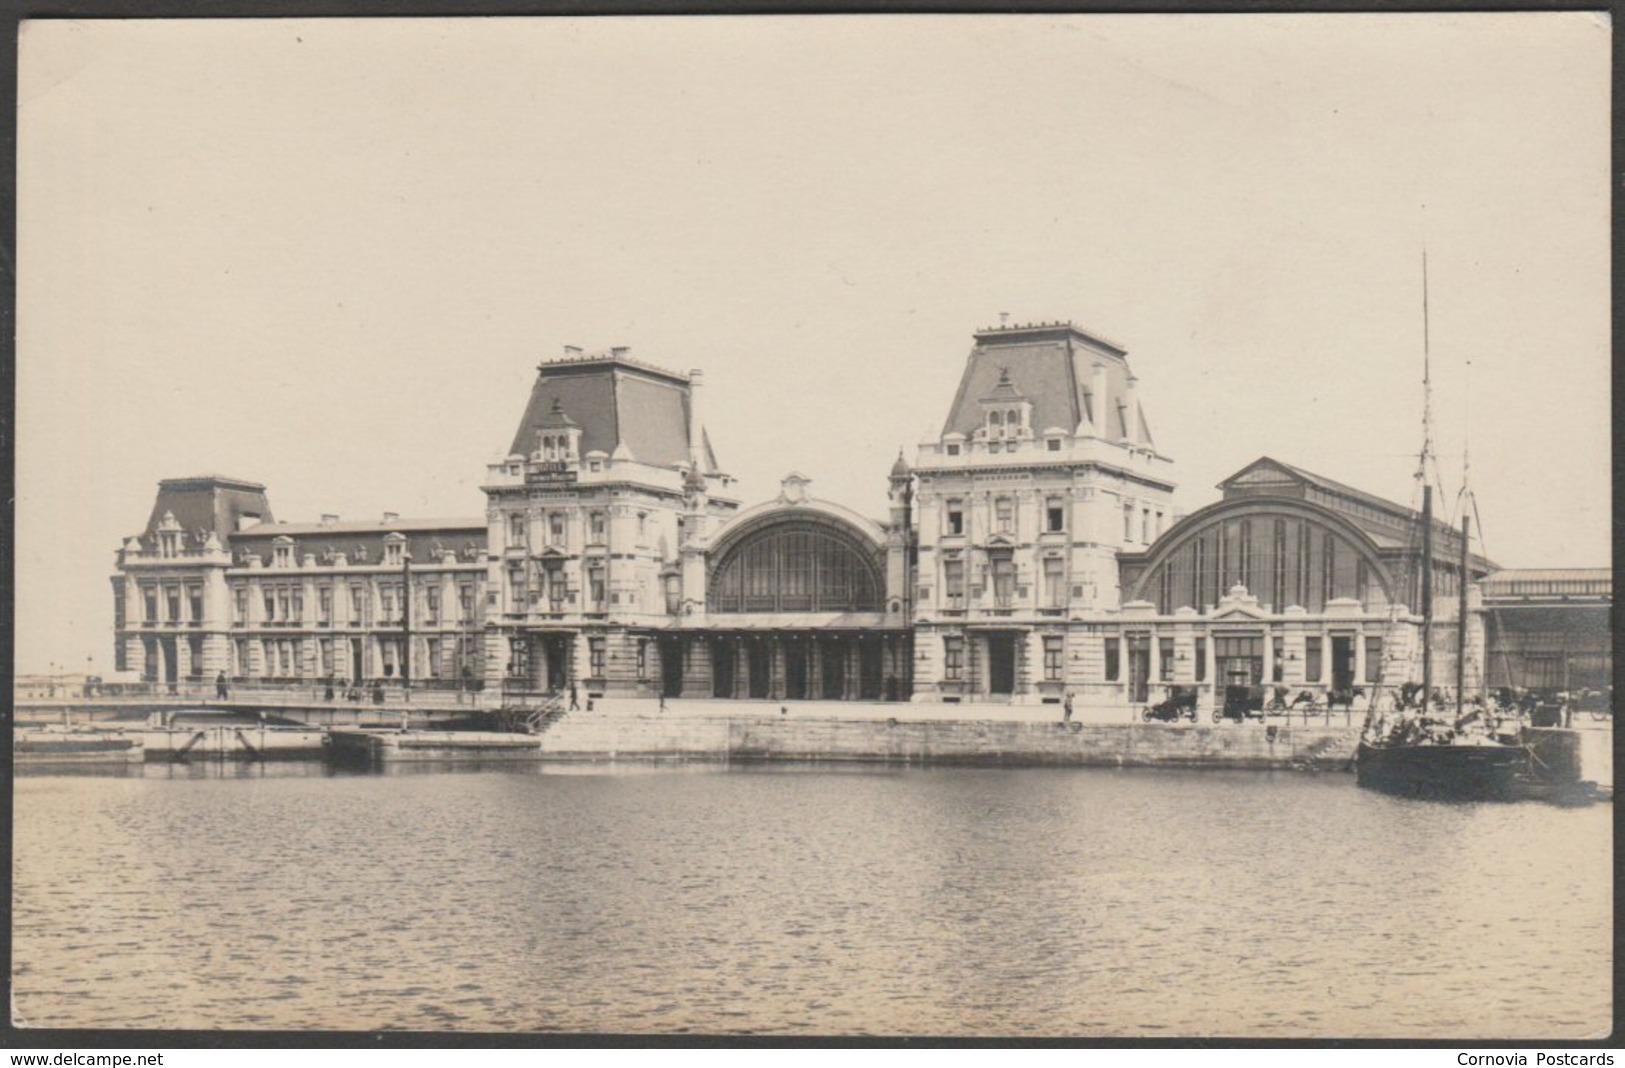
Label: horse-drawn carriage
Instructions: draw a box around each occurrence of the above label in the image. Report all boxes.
[1141,685,1199,722]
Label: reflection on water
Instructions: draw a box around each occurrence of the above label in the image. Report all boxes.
[12,764,1612,1037]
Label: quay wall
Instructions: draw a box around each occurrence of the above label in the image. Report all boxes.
[539,713,1362,770]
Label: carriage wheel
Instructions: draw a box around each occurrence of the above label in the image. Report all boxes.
[1211,709,1223,724]
[1140,707,1154,723]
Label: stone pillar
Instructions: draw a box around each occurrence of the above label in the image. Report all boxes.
[735,641,750,699]
[1261,631,1274,689]
[808,634,823,699]
[1353,630,1366,688]
[770,639,786,700]
[845,642,860,700]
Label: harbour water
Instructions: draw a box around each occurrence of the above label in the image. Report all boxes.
[12,763,1612,1038]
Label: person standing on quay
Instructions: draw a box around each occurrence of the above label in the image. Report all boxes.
[658,691,667,714]
[569,683,580,712]
[215,671,229,701]
[1063,690,1074,723]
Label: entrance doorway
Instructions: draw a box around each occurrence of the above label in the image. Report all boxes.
[350,638,364,680]
[821,641,846,699]
[659,638,684,698]
[1127,635,1151,704]
[1331,636,1355,693]
[540,633,572,692]
[784,639,809,699]
[987,633,1017,695]
[711,639,735,698]
[747,642,771,698]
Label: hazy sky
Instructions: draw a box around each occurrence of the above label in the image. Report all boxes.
[17,14,1610,675]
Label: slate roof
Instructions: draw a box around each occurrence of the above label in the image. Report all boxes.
[939,322,1146,443]
[506,353,721,473]
[144,476,273,544]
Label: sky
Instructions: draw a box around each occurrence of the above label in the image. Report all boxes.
[16,13,1610,676]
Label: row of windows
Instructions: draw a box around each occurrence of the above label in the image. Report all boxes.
[938,634,1383,685]
[506,510,650,548]
[231,581,477,626]
[939,555,1071,609]
[943,437,1068,457]
[140,584,204,624]
[229,635,479,678]
[941,496,1093,538]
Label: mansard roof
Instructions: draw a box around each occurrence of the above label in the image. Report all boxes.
[939,320,1149,444]
[144,475,273,544]
[506,351,721,474]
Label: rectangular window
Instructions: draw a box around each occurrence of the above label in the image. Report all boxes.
[590,511,607,542]
[351,585,368,625]
[550,514,566,544]
[946,501,964,536]
[589,568,606,610]
[944,559,965,607]
[1046,438,1061,452]
[1142,508,1151,545]
[992,557,1016,607]
[1160,638,1175,681]
[263,590,276,622]
[1043,557,1066,608]
[1043,636,1064,681]
[1305,637,1322,683]
[995,497,1014,533]
[1272,637,1284,682]
[381,587,396,624]
[262,639,275,676]
[1124,503,1134,541]
[144,587,158,622]
[1104,638,1121,681]
[1156,511,1164,539]
[637,640,648,678]
[233,638,247,676]
[188,587,204,623]
[425,587,440,625]
[234,588,248,624]
[166,589,182,622]
[1195,638,1206,682]
[291,590,303,623]
[1364,637,1383,684]
[319,639,333,677]
[424,638,440,678]
[318,586,332,625]
[459,583,475,620]
[508,565,526,610]
[589,637,606,679]
[943,636,965,681]
[508,513,525,547]
[1046,499,1065,533]
[946,443,961,456]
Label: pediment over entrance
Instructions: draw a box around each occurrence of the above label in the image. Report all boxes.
[1212,584,1267,619]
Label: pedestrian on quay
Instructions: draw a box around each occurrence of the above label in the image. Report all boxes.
[1063,690,1074,723]
[569,683,580,711]
[658,692,667,714]
[216,671,230,700]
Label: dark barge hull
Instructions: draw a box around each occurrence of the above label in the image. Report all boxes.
[1355,741,1530,801]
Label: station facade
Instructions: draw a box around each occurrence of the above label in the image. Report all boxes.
[110,322,1608,709]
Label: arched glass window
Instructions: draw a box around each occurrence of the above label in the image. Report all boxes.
[1142,508,1389,614]
[709,521,883,613]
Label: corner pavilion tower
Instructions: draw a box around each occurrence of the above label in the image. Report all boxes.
[909,320,1178,705]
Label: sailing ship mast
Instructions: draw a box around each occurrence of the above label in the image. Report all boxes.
[1418,250,1433,718]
